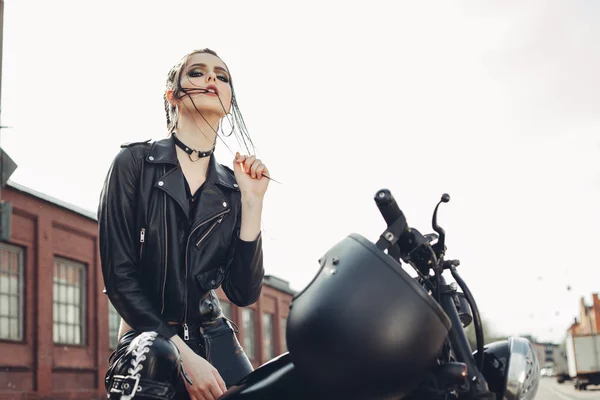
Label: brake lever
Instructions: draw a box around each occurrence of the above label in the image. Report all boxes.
[431,194,450,259]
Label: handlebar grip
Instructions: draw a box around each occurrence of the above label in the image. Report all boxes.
[374,189,406,228]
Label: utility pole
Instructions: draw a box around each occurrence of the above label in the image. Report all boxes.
[0,0,17,242]
[1,0,4,109]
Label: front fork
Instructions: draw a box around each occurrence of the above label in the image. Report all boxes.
[438,275,495,399]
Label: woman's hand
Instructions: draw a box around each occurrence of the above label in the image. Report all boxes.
[179,345,227,400]
[233,152,270,200]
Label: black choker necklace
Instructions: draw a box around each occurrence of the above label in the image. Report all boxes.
[172,132,215,162]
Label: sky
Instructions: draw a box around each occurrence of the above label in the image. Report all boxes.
[1,0,599,343]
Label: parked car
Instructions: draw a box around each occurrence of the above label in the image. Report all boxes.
[541,367,554,377]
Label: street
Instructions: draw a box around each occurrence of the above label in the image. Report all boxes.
[536,377,600,400]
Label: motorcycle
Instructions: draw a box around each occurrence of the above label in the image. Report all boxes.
[219,189,540,400]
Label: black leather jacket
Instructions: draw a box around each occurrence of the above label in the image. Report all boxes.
[98,136,264,339]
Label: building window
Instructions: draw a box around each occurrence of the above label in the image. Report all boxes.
[108,301,121,349]
[0,243,24,341]
[53,258,86,345]
[242,308,256,359]
[220,300,232,321]
[281,317,287,352]
[263,313,275,361]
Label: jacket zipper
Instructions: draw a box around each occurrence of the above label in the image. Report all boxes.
[161,183,168,314]
[139,228,145,259]
[183,209,230,341]
[195,215,225,247]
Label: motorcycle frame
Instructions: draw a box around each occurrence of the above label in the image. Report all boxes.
[437,273,492,397]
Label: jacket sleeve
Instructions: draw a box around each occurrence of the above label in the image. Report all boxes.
[98,147,175,339]
[221,207,265,307]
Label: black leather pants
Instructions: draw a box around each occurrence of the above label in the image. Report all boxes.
[105,318,253,399]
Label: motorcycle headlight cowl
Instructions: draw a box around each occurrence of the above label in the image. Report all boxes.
[286,233,451,399]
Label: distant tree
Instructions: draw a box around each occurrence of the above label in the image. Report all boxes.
[464,318,508,352]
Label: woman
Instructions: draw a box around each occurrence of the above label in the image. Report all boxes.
[99,48,270,400]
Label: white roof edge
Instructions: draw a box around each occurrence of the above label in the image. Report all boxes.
[6,180,98,221]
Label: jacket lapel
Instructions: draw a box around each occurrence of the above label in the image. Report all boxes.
[146,136,190,218]
[156,166,190,218]
[145,135,239,225]
[189,156,233,230]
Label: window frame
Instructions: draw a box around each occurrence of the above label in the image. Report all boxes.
[281,316,288,352]
[0,242,25,342]
[262,312,275,361]
[53,256,87,346]
[108,300,121,350]
[241,308,256,360]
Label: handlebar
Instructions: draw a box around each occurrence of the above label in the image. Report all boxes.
[372,188,494,399]
[374,189,431,276]
[374,189,407,230]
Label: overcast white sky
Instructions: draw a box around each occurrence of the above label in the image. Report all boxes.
[2,0,599,343]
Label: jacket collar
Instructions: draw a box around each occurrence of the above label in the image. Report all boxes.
[146,135,239,190]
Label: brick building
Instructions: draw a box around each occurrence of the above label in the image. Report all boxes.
[568,293,600,336]
[529,293,600,369]
[531,342,559,368]
[0,181,295,400]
